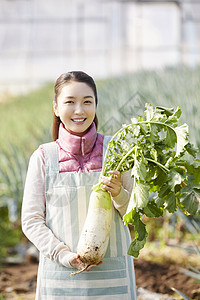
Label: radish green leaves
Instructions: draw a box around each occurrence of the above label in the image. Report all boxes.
[102,103,200,257]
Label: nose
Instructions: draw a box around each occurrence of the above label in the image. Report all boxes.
[74,103,83,114]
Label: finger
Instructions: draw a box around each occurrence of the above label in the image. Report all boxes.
[78,259,86,266]
[107,170,121,179]
[86,261,103,272]
[75,258,86,269]
[101,176,121,186]
[101,179,122,190]
[108,171,120,179]
[101,184,120,195]
[101,183,122,197]
[70,259,85,270]
[100,178,112,187]
[101,184,117,193]
[86,264,95,271]
[100,184,113,192]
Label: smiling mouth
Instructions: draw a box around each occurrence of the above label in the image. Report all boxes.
[71,118,86,123]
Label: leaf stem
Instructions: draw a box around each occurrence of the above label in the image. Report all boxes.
[131,146,138,192]
[116,147,135,171]
[145,158,170,173]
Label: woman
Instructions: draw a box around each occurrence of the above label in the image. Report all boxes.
[22,71,137,299]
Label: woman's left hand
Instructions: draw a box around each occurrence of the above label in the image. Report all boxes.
[100,170,122,197]
[86,261,104,272]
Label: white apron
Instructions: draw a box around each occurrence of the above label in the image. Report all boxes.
[36,137,137,299]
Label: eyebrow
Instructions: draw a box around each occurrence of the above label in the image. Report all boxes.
[65,96,94,99]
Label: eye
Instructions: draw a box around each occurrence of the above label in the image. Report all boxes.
[84,100,92,104]
[65,100,74,104]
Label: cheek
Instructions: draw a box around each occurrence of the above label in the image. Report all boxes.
[88,106,96,117]
[59,106,71,116]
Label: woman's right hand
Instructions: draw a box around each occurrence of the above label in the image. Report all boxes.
[69,254,86,270]
[69,254,103,271]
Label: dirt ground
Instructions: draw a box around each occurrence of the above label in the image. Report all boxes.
[0,257,199,300]
[135,258,200,299]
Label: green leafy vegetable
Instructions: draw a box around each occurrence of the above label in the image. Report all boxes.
[100,103,200,257]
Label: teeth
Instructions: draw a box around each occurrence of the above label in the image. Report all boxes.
[72,118,85,122]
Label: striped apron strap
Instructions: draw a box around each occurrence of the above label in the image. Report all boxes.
[43,142,59,175]
[103,135,112,161]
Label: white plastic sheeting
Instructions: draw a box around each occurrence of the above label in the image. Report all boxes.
[0,0,199,95]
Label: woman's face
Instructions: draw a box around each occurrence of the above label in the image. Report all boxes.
[54,81,96,136]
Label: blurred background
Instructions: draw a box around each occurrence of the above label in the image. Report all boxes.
[0,0,200,299]
[0,0,200,95]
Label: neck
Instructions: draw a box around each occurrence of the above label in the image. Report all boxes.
[64,124,93,137]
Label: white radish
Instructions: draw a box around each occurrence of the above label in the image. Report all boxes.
[71,189,112,275]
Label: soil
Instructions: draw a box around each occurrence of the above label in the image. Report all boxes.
[0,258,200,300]
[134,259,200,299]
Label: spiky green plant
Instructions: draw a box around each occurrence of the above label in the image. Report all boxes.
[0,143,28,220]
[0,143,29,260]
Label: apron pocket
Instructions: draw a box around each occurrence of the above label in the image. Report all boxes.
[46,186,78,207]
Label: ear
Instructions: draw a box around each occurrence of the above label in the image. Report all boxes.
[53,101,59,117]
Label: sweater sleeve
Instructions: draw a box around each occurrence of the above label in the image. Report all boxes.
[111,170,133,218]
[21,148,76,268]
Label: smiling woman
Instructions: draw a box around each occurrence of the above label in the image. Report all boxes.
[21,70,137,299]
[52,71,99,141]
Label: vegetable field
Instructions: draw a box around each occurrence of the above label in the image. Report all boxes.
[0,66,200,299]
